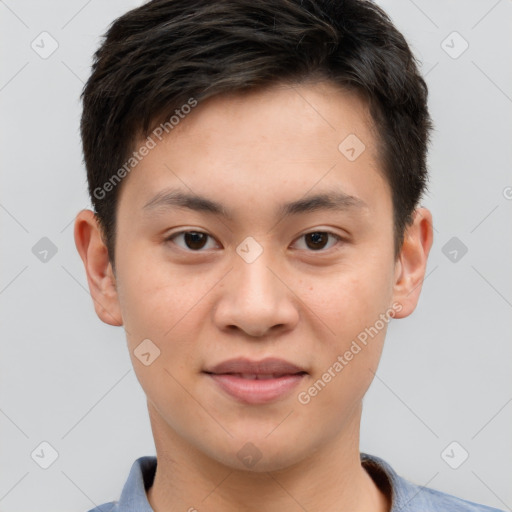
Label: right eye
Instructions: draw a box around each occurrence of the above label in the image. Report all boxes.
[165,230,220,251]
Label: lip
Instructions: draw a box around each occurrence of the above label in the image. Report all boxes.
[205,357,306,375]
[203,357,308,405]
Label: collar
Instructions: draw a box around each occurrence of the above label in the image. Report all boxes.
[116,452,424,511]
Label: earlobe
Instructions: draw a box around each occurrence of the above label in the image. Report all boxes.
[73,209,123,326]
[391,207,434,319]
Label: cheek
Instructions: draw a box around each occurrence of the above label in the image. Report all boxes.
[118,259,206,407]
[297,270,393,416]
[302,251,395,403]
[116,251,227,396]
[300,253,394,339]
[116,247,208,338]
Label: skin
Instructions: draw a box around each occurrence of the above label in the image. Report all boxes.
[75,81,433,512]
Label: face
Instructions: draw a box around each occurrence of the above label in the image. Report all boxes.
[75,80,432,472]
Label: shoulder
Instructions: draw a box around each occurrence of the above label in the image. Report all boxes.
[415,485,505,512]
[360,453,505,512]
[84,455,157,512]
[86,503,118,512]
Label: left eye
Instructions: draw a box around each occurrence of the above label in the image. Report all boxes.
[293,231,342,251]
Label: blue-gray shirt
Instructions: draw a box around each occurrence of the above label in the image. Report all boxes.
[87,453,504,511]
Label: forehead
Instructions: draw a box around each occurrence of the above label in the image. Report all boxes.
[117,80,389,218]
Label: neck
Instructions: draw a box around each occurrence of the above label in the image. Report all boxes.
[146,402,390,512]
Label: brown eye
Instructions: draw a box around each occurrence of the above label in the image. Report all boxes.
[167,231,218,251]
[304,232,329,250]
[292,231,342,251]
[183,232,208,250]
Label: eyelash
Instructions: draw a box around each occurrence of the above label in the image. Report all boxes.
[164,230,345,253]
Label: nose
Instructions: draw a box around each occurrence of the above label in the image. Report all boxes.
[213,249,300,338]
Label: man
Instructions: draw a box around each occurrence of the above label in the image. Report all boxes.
[74,1,504,510]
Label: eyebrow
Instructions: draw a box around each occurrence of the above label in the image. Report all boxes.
[142,187,368,220]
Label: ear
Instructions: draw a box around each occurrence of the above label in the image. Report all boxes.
[391,207,434,318]
[74,209,123,326]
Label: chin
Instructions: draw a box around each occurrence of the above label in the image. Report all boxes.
[205,435,314,474]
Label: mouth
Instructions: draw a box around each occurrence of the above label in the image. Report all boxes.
[203,357,308,404]
[210,372,306,380]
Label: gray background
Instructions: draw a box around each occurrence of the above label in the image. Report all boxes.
[1,1,511,511]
